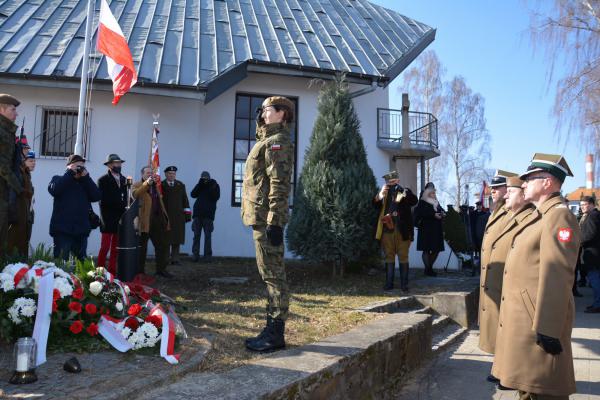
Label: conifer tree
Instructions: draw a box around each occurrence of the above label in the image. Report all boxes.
[286,77,379,275]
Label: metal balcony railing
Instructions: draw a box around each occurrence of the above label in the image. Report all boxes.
[377,108,439,149]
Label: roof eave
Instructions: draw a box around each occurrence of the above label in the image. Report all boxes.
[381,28,437,87]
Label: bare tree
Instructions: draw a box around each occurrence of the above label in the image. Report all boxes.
[527,0,600,184]
[441,76,491,206]
[402,50,447,184]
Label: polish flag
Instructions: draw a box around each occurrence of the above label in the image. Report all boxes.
[150,122,163,194]
[97,0,137,105]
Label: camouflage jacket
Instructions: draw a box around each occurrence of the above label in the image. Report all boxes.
[0,114,22,199]
[241,122,294,227]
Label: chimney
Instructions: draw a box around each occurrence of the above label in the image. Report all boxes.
[586,154,594,189]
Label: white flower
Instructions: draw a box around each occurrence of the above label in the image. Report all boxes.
[32,260,56,269]
[0,272,14,292]
[120,327,132,339]
[96,267,106,275]
[115,302,123,311]
[126,322,161,349]
[2,263,29,276]
[87,271,95,278]
[8,298,37,325]
[89,281,103,296]
[54,277,73,298]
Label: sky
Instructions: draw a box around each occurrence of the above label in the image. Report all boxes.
[373,0,589,196]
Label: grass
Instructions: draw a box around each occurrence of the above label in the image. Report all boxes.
[152,257,401,372]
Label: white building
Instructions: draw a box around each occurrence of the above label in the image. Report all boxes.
[0,0,458,268]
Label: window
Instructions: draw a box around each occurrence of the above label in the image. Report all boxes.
[37,107,90,158]
[232,93,298,207]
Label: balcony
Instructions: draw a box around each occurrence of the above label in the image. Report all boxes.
[377,108,440,160]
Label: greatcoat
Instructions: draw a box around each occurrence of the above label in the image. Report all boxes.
[161,179,190,245]
[492,194,581,396]
[478,199,513,354]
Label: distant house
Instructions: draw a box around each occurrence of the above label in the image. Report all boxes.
[565,187,600,215]
[0,0,455,267]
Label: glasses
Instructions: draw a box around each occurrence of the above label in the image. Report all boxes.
[524,175,549,182]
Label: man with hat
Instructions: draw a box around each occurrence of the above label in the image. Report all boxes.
[0,94,24,257]
[191,170,220,262]
[242,96,295,353]
[162,166,191,265]
[374,171,418,291]
[97,154,127,275]
[48,154,101,260]
[7,150,35,257]
[492,154,580,399]
[478,169,517,369]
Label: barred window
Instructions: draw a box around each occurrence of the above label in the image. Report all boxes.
[38,107,90,158]
[232,93,297,207]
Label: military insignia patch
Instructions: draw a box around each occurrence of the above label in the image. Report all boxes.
[557,228,572,243]
[271,144,282,151]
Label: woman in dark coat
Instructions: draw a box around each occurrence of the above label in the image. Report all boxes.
[97,154,127,275]
[413,182,445,276]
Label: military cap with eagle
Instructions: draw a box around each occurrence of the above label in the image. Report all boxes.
[382,170,399,181]
[519,153,574,183]
[489,169,518,188]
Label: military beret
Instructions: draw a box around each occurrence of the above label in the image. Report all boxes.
[263,96,295,122]
[67,154,86,165]
[506,176,524,188]
[520,153,573,183]
[0,94,20,107]
[490,169,518,188]
[164,166,177,173]
[382,170,399,180]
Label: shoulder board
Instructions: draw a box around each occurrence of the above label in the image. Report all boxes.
[555,204,567,209]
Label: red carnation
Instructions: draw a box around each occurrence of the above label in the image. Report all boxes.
[72,287,84,300]
[145,315,162,328]
[69,320,83,334]
[85,303,97,315]
[53,288,61,300]
[127,304,142,316]
[86,323,99,336]
[124,317,140,330]
[69,301,82,314]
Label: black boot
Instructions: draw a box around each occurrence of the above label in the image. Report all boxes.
[246,318,286,353]
[384,263,395,290]
[245,316,272,347]
[400,263,409,292]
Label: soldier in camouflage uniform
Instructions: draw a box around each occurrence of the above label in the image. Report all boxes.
[241,96,294,353]
[0,94,23,259]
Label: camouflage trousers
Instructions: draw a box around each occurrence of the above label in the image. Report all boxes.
[253,225,289,321]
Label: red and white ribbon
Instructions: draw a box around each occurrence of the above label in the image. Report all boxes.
[98,315,132,353]
[32,267,56,366]
[160,312,180,364]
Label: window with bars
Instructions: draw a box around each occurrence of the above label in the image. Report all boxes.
[232,93,298,207]
[38,107,89,158]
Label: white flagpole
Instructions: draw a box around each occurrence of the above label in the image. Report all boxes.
[74,0,95,156]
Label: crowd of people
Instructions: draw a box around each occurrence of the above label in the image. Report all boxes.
[375,157,599,399]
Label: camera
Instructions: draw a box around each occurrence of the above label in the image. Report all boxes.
[75,166,86,174]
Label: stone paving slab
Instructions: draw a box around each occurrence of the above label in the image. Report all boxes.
[0,334,212,400]
[209,276,250,285]
[394,286,600,399]
[139,313,432,400]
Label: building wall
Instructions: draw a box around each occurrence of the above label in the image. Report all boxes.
[1,74,458,269]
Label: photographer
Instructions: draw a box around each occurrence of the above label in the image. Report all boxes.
[374,171,418,291]
[48,154,101,260]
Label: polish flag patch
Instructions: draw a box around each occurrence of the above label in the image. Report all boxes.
[557,228,572,243]
[271,144,282,151]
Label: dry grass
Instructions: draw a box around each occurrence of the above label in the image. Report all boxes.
[153,257,400,372]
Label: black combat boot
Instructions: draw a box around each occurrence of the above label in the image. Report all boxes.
[384,263,395,291]
[245,316,272,347]
[246,318,286,353]
[400,263,409,292]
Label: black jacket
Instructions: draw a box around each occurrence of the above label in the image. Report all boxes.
[191,178,220,220]
[97,172,127,233]
[580,208,600,269]
[48,170,101,237]
[413,199,445,252]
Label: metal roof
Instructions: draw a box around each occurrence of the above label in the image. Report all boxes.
[0,0,435,101]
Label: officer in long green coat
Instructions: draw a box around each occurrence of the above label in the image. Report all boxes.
[241,96,294,353]
[0,94,23,259]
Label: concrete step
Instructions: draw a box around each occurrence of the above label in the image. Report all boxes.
[408,306,435,315]
[431,321,468,354]
[431,314,452,331]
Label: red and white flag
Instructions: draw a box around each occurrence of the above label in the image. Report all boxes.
[97,0,137,105]
[150,121,163,194]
